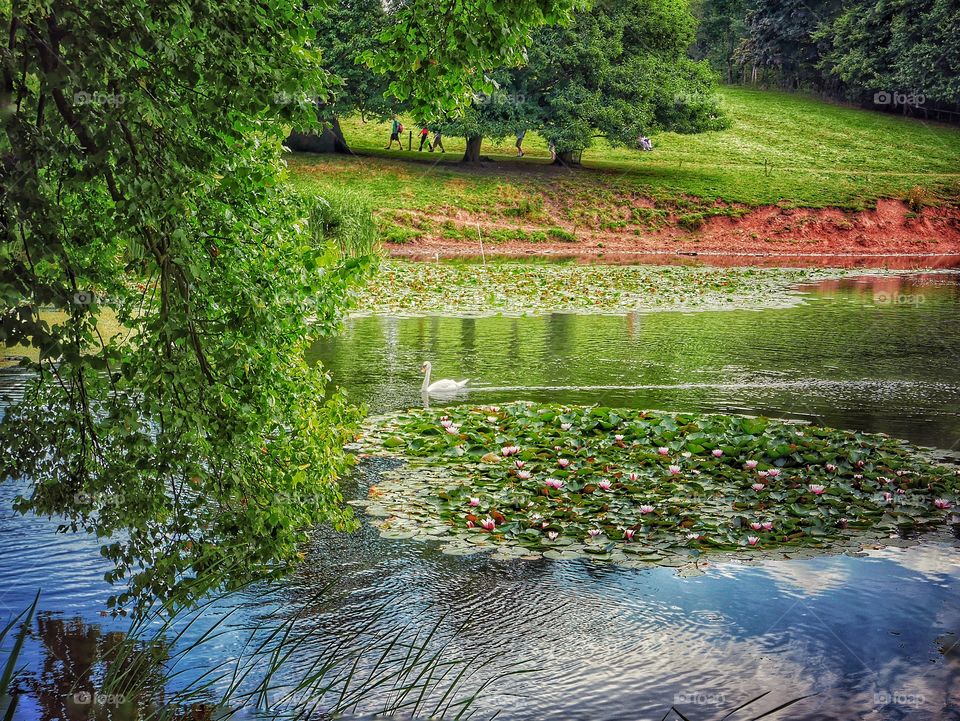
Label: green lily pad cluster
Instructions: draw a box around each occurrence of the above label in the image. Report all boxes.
[359,403,959,565]
[351,262,856,317]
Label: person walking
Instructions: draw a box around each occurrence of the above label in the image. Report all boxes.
[385,116,403,149]
[515,129,526,157]
[430,129,445,153]
[418,127,432,152]
[547,141,556,162]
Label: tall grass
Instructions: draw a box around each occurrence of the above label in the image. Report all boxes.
[0,587,528,721]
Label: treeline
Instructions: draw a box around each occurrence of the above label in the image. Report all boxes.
[690,0,960,121]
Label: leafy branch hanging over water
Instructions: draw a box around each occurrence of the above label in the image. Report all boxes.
[0,0,581,611]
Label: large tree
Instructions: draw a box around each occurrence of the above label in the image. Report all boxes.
[448,0,727,165]
[0,0,577,610]
[288,0,394,153]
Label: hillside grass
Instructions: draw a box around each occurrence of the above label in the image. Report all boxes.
[288,87,960,241]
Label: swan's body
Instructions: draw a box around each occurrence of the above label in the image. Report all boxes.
[421,361,469,394]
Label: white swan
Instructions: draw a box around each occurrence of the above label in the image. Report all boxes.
[421,361,469,394]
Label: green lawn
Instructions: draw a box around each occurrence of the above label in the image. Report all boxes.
[288,87,960,239]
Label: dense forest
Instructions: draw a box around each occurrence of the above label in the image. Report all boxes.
[691,0,959,120]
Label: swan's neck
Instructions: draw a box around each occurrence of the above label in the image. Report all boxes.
[421,366,430,391]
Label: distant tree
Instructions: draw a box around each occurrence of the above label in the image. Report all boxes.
[690,0,749,84]
[816,0,960,108]
[735,0,839,91]
[288,0,394,153]
[448,0,727,165]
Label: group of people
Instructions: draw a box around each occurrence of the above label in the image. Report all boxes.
[384,117,445,153]
[385,116,654,157]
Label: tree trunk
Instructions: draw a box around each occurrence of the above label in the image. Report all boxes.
[553,150,580,167]
[462,136,483,163]
[285,116,350,154]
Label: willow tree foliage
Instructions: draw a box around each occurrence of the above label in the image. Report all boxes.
[0,0,576,610]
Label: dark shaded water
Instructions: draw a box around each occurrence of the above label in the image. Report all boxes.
[2,272,960,720]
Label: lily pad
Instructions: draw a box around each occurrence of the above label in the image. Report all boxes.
[360,402,960,568]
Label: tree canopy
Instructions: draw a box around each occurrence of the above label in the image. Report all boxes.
[0,0,579,610]
[446,0,727,163]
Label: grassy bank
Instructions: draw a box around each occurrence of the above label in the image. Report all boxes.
[289,87,960,247]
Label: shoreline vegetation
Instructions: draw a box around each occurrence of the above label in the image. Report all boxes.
[289,88,960,258]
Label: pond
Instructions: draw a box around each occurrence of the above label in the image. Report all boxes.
[1,270,959,720]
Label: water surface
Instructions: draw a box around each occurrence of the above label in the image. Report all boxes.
[2,271,959,720]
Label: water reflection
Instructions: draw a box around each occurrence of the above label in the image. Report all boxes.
[12,613,187,721]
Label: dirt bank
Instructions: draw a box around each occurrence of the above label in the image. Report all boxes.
[386,199,960,265]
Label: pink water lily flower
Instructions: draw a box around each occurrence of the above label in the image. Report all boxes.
[757,470,769,478]
[896,488,906,495]
[588,529,602,538]
[687,533,702,540]
[883,491,893,501]
[560,422,572,431]
[517,470,531,480]
[501,445,520,457]
[598,479,612,491]
[628,472,640,482]
[668,465,681,476]
[825,463,837,473]
[682,451,692,459]
[747,536,760,546]
[853,474,863,480]
[934,498,952,509]
[547,531,559,540]
[879,476,891,484]
[440,418,453,428]
[558,458,571,469]
[751,483,765,492]
[545,478,564,490]
[745,460,759,470]
[466,520,475,528]
[767,468,781,478]
[468,497,480,507]
[624,529,635,541]
[761,521,774,531]
[614,434,624,442]
[640,505,655,514]
[481,518,496,531]
[658,447,670,456]
[750,522,763,531]
[855,460,865,468]
[712,449,723,458]
[445,425,460,434]
[515,460,525,469]
[809,484,826,495]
